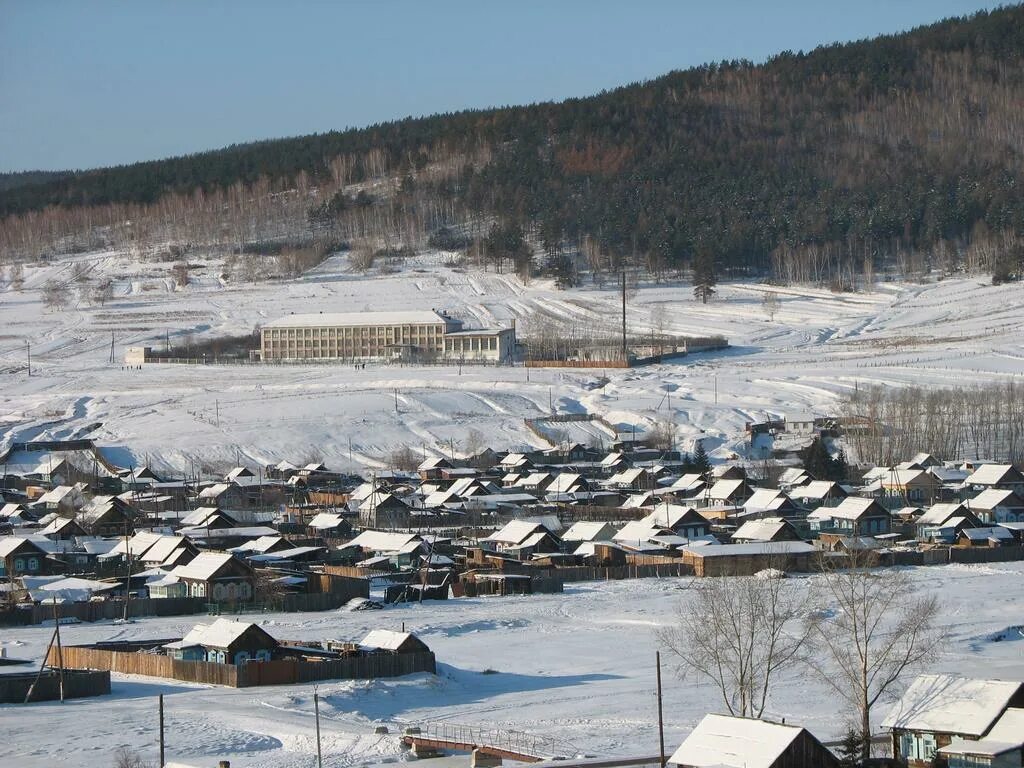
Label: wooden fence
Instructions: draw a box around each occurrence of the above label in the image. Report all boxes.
[0,597,208,627]
[0,669,111,703]
[552,563,693,582]
[48,645,435,688]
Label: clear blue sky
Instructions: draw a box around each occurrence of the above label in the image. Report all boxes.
[0,0,1000,172]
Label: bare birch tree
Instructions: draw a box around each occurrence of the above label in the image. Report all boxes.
[657,571,815,718]
[806,552,942,761]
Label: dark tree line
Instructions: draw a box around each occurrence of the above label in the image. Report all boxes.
[2,6,1023,280]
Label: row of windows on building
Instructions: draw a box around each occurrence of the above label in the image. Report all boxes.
[263,325,447,340]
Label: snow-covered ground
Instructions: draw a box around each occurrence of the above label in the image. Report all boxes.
[2,249,1023,472]
[2,564,1023,768]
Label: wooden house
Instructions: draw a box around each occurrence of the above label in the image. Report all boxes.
[0,537,61,578]
[789,480,846,509]
[38,516,87,541]
[78,495,138,536]
[483,520,561,560]
[967,489,1024,524]
[808,497,891,536]
[641,504,711,539]
[705,479,753,507]
[682,541,815,577]
[669,713,839,768]
[883,674,1024,767]
[171,552,256,602]
[916,503,983,542]
[164,618,278,664]
[607,467,654,492]
[417,457,452,481]
[731,517,802,544]
[357,491,411,528]
[965,464,1024,495]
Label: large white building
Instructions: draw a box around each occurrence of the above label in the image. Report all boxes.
[260,310,515,363]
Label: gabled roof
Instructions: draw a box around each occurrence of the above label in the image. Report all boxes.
[706,479,748,499]
[743,488,792,511]
[792,480,845,500]
[360,629,422,652]
[172,552,240,582]
[917,502,968,526]
[0,536,49,558]
[732,517,795,542]
[882,674,1024,737]
[486,520,550,545]
[169,618,276,651]
[814,496,888,521]
[341,530,421,552]
[967,464,1024,486]
[968,489,1024,510]
[642,503,705,529]
[308,512,346,529]
[613,521,671,545]
[668,714,808,768]
[561,521,616,542]
[547,473,585,494]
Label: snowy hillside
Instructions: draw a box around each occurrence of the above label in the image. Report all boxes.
[2,249,1023,473]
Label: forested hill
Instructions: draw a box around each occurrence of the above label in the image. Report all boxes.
[3,6,1023,279]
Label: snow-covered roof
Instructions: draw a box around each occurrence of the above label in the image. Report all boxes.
[917,503,967,526]
[265,310,457,329]
[486,519,547,545]
[643,503,701,528]
[822,496,887,521]
[732,518,792,542]
[169,618,274,651]
[668,713,805,768]
[968,489,1024,509]
[792,480,843,500]
[967,464,1022,486]
[0,536,48,558]
[308,512,346,529]
[613,521,670,545]
[341,530,420,552]
[987,707,1024,743]
[685,541,815,558]
[960,526,1014,542]
[360,629,418,651]
[881,674,1024,736]
[172,552,237,581]
[561,521,615,542]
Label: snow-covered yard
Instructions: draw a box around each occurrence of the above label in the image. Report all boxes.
[1,564,1023,768]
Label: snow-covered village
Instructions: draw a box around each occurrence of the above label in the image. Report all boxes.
[3,4,1024,768]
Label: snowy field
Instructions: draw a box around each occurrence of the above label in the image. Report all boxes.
[1,564,1023,768]
[2,249,1023,472]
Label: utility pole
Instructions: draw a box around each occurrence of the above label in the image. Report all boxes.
[394,389,399,414]
[215,400,220,428]
[159,694,166,767]
[26,340,30,377]
[109,332,115,364]
[53,596,65,702]
[621,268,627,360]
[656,651,665,768]
[313,688,324,768]
[714,375,718,405]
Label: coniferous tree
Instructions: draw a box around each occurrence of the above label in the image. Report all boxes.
[692,246,717,304]
[693,440,712,477]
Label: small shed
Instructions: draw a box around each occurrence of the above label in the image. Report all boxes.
[359,629,430,655]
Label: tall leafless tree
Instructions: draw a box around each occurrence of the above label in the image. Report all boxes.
[806,552,942,761]
[657,570,816,719]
